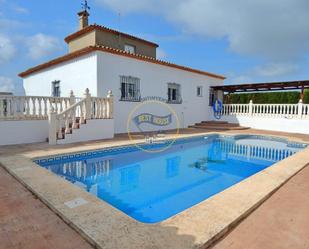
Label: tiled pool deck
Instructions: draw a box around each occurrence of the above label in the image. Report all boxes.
[1,128,309,249]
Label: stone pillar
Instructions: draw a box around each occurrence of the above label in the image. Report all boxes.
[69,90,76,106]
[48,107,57,145]
[84,88,92,120]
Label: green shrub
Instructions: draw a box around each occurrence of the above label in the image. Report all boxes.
[224,91,307,104]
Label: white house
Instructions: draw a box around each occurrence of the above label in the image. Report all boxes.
[19,10,225,136]
[2,10,309,146]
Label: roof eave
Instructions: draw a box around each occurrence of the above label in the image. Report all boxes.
[64,25,159,48]
[19,46,226,80]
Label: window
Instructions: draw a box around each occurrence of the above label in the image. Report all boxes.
[197,86,203,97]
[120,76,141,101]
[51,80,61,97]
[167,83,182,104]
[124,44,136,54]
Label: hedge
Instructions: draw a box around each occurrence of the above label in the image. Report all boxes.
[224,90,309,104]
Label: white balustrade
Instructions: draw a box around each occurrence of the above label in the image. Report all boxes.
[48,89,113,145]
[221,99,307,119]
[0,95,75,120]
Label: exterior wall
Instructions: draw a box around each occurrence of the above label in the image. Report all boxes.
[68,31,96,53]
[219,115,309,134]
[0,120,48,145]
[0,119,114,145]
[96,51,224,134]
[23,53,98,98]
[68,30,157,58]
[57,119,114,144]
[21,50,224,136]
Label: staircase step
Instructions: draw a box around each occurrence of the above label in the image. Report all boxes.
[57,118,84,141]
[194,123,240,127]
[189,120,250,131]
[201,121,228,125]
[189,125,250,131]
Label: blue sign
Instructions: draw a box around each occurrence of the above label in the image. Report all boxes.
[133,113,172,128]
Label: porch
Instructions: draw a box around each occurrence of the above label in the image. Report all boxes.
[211,80,309,134]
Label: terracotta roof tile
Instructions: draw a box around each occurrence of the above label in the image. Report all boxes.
[19,45,226,80]
[64,24,159,48]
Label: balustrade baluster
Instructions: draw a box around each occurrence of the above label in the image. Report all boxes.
[54,98,58,114]
[31,97,36,117]
[96,99,101,119]
[60,99,63,113]
[6,97,12,118]
[65,113,71,134]
[57,116,64,139]
[38,97,42,118]
[19,97,25,119]
[64,99,68,111]
[80,102,86,124]
[25,97,30,117]
[43,98,48,118]
[100,99,104,118]
[72,109,77,129]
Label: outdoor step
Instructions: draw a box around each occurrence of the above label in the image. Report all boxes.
[194,123,240,127]
[57,118,85,141]
[189,125,250,131]
[200,121,228,125]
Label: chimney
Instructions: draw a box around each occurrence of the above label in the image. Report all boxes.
[78,10,89,30]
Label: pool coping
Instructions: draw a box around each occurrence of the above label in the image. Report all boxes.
[1,131,309,249]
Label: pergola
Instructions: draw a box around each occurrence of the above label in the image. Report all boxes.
[210,80,309,101]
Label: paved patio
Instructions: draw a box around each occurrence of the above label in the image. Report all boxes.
[0,128,309,249]
[213,164,309,249]
[0,166,93,249]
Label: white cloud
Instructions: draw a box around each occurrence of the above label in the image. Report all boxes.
[0,17,25,30]
[97,0,309,62]
[26,33,60,60]
[13,6,29,14]
[228,62,299,84]
[95,0,169,14]
[253,63,298,77]
[0,76,15,92]
[0,34,16,64]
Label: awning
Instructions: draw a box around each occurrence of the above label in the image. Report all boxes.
[211,80,309,93]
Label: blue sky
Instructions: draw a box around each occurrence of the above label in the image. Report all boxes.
[1,0,309,94]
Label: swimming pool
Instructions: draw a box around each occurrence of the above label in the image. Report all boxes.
[35,134,307,223]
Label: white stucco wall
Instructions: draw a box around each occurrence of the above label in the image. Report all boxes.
[0,120,48,145]
[23,52,98,98]
[21,50,224,135]
[57,119,114,144]
[96,51,224,133]
[219,115,309,134]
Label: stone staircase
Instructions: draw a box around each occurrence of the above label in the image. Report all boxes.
[189,121,250,131]
[49,89,114,145]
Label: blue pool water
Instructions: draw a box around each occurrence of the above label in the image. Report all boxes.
[36,135,307,223]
